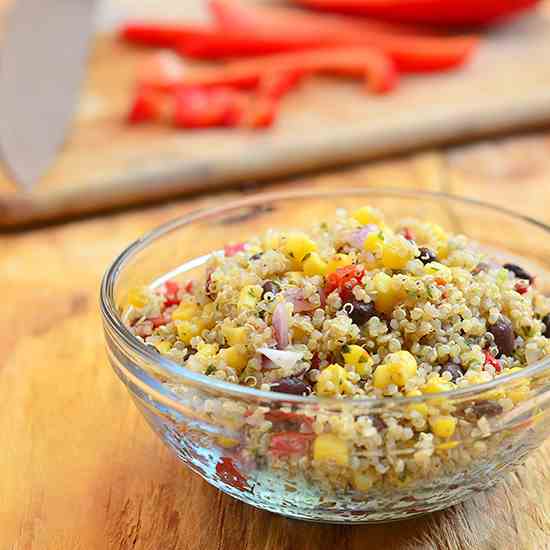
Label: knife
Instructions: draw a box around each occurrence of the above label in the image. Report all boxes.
[0,0,97,190]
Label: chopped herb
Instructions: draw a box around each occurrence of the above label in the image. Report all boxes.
[342,344,351,353]
[378,231,385,241]
[320,222,328,231]
[205,365,216,375]
[302,252,312,262]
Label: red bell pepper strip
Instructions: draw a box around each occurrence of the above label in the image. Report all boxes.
[209,0,479,72]
[139,47,396,95]
[173,86,246,128]
[290,0,540,26]
[243,71,303,129]
[122,22,326,56]
[127,87,164,124]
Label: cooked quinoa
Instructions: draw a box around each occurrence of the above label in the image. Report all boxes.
[123,205,550,491]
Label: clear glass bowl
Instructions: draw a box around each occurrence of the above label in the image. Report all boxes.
[100,189,550,523]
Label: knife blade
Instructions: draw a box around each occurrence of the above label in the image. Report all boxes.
[0,0,97,190]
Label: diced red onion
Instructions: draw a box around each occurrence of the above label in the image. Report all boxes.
[258,347,303,370]
[348,225,378,249]
[272,302,289,349]
[283,288,317,313]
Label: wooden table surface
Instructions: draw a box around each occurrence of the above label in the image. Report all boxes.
[2,132,550,549]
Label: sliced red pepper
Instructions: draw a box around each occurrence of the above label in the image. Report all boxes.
[484,350,502,373]
[291,0,539,26]
[402,227,414,241]
[515,282,529,295]
[269,432,315,456]
[325,265,365,301]
[149,316,167,328]
[165,280,180,295]
[215,457,249,491]
[209,0,479,72]
[243,71,303,129]
[173,86,245,128]
[127,87,164,124]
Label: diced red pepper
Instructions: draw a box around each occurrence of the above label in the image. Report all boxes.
[127,87,164,124]
[224,242,246,256]
[291,0,539,26]
[173,86,245,128]
[325,265,365,301]
[215,457,249,491]
[209,0,479,72]
[269,432,315,456]
[484,350,501,373]
[515,282,529,295]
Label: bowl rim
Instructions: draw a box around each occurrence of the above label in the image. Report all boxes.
[100,188,550,405]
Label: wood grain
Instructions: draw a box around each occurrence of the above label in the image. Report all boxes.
[1,2,550,226]
[2,133,550,549]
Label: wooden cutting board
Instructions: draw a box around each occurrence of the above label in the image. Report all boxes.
[1,0,550,227]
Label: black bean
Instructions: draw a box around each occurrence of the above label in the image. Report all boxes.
[418,247,437,265]
[440,363,464,382]
[250,253,263,261]
[270,377,312,395]
[542,314,550,338]
[370,415,387,431]
[346,299,377,326]
[503,263,533,283]
[262,280,280,298]
[488,317,515,356]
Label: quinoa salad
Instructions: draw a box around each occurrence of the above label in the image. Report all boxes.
[123,205,550,491]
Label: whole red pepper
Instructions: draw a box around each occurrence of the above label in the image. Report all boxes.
[291,0,540,26]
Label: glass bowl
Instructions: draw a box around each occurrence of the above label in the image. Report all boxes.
[100,189,550,523]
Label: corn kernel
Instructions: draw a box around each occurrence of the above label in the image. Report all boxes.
[222,346,248,373]
[197,342,219,358]
[381,236,416,270]
[508,384,530,403]
[430,415,457,438]
[172,301,199,322]
[406,389,429,417]
[352,205,384,226]
[154,341,172,354]
[373,363,393,389]
[127,286,149,308]
[342,344,372,366]
[426,223,449,258]
[302,252,328,277]
[313,434,349,466]
[238,285,263,313]
[222,326,247,346]
[316,364,350,396]
[422,375,453,394]
[282,232,318,262]
[384,350,418,387]
[352,469,376,492]
[217,436,240,448]
[326,253,353,274]
[364,231,385,254]
[175,320,203,344]
[373,272,404,315]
